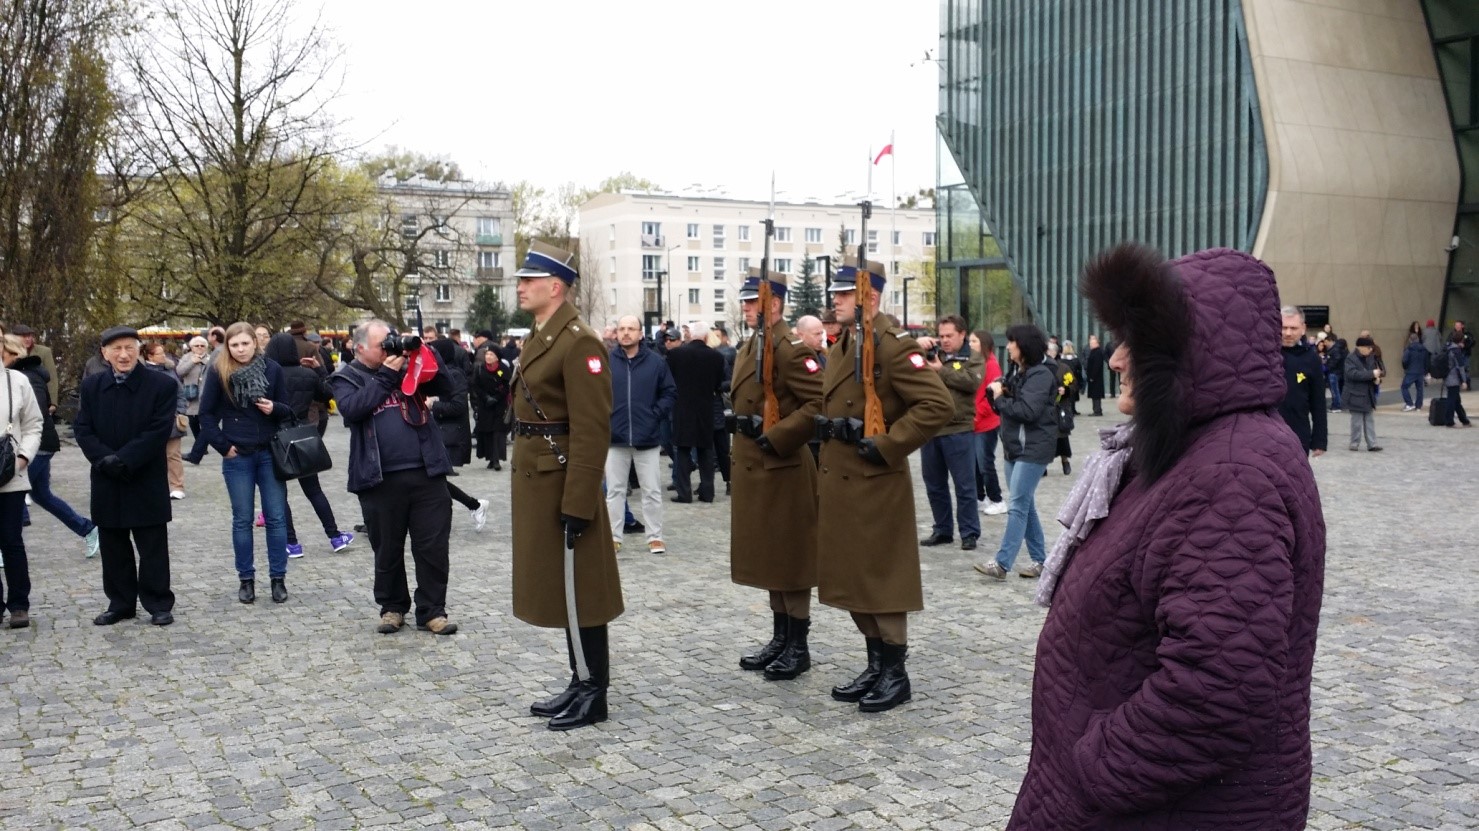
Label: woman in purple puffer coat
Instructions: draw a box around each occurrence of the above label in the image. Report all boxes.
[1007,245,1326,830]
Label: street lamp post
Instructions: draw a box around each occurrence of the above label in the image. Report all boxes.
[902,276,915,333]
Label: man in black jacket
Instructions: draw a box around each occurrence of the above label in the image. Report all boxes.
[74,326,180,626]
[1278,307,1327,457]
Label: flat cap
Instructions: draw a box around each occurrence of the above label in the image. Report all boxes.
[99,325,140,347]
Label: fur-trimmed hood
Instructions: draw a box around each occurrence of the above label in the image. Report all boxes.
[1081,245,1285,481]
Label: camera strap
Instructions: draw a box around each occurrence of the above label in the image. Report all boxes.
[512,365,567,467]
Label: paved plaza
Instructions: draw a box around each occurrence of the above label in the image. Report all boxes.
[1,399,1476,830]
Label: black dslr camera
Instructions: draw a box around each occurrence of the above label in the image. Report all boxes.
[924,344,942,362]
[380,331,423,355]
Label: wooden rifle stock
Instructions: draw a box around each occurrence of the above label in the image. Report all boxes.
[853,201,886,438]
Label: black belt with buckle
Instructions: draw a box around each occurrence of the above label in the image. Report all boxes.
[728,414,764,438]
[814,415,864,444]
[515,420,570,436]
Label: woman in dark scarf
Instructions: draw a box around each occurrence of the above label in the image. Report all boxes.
[198,321,292,604]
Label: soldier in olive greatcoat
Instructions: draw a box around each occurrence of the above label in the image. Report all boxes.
[509,241,623,731]
[816,258,952,713]
[729,271,824,680]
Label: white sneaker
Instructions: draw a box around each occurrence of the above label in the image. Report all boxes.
[169,490,186,500]
[471,498,489,532]
[85,527,100,558]
[983,500,1008,516]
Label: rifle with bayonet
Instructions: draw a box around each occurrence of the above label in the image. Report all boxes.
[756,182,781,431]
[853,201,886,437]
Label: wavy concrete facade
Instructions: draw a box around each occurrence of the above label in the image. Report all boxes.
[1244,0,1459,350]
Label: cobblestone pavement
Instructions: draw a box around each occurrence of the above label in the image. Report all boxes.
[1,397,1475,830]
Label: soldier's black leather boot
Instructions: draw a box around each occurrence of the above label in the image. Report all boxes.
[763,616,811,680]
[739,612,788,670]
[531,629,580,717]
[830,637,884,702]
[858,643,911,712]
[549,625,609,731]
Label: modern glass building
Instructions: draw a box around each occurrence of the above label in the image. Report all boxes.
[939,0,1468,352]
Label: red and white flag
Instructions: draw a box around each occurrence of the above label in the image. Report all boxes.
[873,144,894,165]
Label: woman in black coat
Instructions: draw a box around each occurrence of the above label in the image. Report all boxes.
[428,339,489,531]
[264,334,351,557]
[471,347,511,469]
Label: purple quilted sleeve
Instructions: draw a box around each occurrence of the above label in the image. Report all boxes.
[1070,462,1296,814]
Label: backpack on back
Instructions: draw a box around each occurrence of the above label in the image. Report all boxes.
[1428,348,1451,381]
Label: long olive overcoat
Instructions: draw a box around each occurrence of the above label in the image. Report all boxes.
[816,313,952,613]
[510,302,624,628]
[729,320,824,591]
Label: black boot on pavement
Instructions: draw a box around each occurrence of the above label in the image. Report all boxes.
[270,577,288,603]
[740,612,788,670]
[859,642,912,713]
[238,579,255,604]
[764,616,812,680]
[831,637,884,702]
[531,629,581,717]
[549,625,609,731]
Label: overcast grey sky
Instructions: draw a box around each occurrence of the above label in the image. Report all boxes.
[316,0,940,200]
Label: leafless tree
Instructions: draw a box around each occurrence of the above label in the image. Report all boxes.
[117,0,350,325]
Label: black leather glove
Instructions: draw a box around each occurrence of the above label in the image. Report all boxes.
[96,454,128,479]
[857,438,887,467]
[754,434,777,455]
[561,513,589,549]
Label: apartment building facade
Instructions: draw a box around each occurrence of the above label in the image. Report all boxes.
[579,191,937,332]
[377,173,516,334]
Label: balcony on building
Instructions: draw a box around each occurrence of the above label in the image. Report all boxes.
[476,266,504,281]
[476,233,502,247]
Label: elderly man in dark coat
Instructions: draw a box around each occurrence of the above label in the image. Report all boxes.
[664,324,727,503]
[1084,334,1107,415]
[73,326,180,626]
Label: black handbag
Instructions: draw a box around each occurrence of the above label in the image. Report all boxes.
[0,372,17,487]
[269,417,332,480]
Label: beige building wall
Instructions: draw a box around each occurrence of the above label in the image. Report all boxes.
[580,192,936,333]
[1243,0,1459,356]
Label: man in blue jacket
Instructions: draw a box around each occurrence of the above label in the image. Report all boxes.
[603,315,677,554]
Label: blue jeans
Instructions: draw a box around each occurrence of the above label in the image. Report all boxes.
[1401,373,1425,408]
[995,458,1047,570]
[921,431,980,539]
[1326,371,1342,409]
[222,449,288,579]
[973,429,1003,503]
[26,452,94,537]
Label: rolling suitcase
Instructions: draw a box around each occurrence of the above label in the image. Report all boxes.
[1428,390,1447,426]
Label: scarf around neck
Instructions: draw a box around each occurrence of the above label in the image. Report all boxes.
[229,354,270,407]
[1035,421,1135,607]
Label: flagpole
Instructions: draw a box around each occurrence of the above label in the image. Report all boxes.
[867,145,873,204]
[890,129,897,322]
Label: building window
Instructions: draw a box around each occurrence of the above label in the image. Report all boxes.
[435,319,451,334]
[401,214,418,238]
[687,256,701,273]
[712,224,725,249]
[774,226,792,242]
[805,227,823,243]
[892,230,901,245]
[476,217,501,237]
[478,251,500,269]
[641,221,663,247]
[923,231,937,246]
[845,229,857,245]
[435,284,452,302]
[738,225,750,242]
[892,261,900,274]
[687,223,700,239]
[713,257,725,281]
[867,230,878,254]
[610,257,617,276]
[688,288,700,305]
[432,250,452,268]
[609,224,616,241]
[642,255,662,280]
[774,258,792,273]
[713,288,726,314]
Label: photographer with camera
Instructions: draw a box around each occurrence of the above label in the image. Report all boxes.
[915,315,986,550]
[329,319,458,636]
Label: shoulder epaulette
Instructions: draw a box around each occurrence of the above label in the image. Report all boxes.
[788,338,804,346]
[894,330,910,339]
